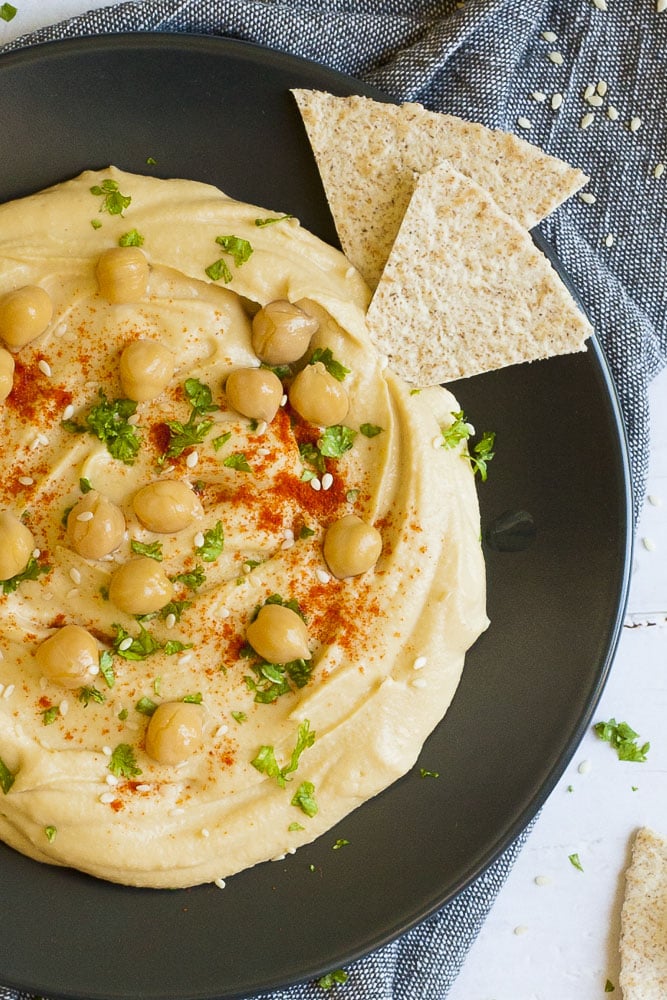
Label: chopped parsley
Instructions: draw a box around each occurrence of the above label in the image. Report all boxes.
[440,410,473,448]
[288,821,305,832]
[182,692,202,704]
[161,378,218,460]
[359,422,383,438]
[291,780,318,817]
[332,838,349,850]
[212,431,232,451]
[309,348,350,382]
[64,390,141,465]
[318,425,356,459]
[316,970,348,991]
[171,564,206,590]
[1,555,51,594]
[205,234,253,282]
[223,452,252,473]
[0,756,16,794]
[108,743,142,779]
[469,431,496,482]
[159,599,192,622]
[135,696,158,716]
[98,650,115,688]
[420,768,440,779]
[205,258,233,283]
[568,852,584,872]
[78,686,105,706]
[0,4,17,22]
[164,639,193,656]
[251,719,315,788]
[231,711,247,724]
[118,228,144,247]
[594,718,650,762]
[605,981,615,993]
[254,214,293,227]
[90,178,131,216]
[41,706,60,726]
[44,825,57,843]
[440,410,495,481]
[195,521,224,562]
[131,539,163,561]
[79,477,93,493]
[112,623,161,661]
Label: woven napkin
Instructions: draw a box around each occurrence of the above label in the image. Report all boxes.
[1,1,666,998]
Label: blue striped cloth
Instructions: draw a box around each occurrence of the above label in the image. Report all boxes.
[2,1,665,997]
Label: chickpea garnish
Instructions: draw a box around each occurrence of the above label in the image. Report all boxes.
[323,514,382,579]
[144,701,206,765]
[133,479,203,533]
[96,246,149,303]
[67,491,126,560]
[0,348,15,401]
[0,510,35,582]
[288,362,349,426]
[0,285,53,349]
[108,557,174,616]
[246,603,311,664]
[120,340,175,402]
[251,299,319,365]
[225,367,283,424]
[34,624,99,689]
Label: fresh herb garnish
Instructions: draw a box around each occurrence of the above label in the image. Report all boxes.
[212,431,232,452]
[108,743,142,779]
[568,852,584,872]
[440,410,473,448]
[195,521,224,562]
[231,711,247,724]
[98,650,115,688]
[359,422,383,438]
[161,378,218,460]
[332,839,350,850]
[0,756,16,794]
[594,718,650,762]
[78,686,106,706]
[309,348,350,382]
[254,214,293,227]
[41,706,60,726]
[470,431,496,482]
[79,477,93,494]
[205,258,233,283]
[67,390,141,465]
[171,565,206,590]
[318,425,356,459]
[0,4,17,22]
[1,555,51,594]
[316,970,348,991]
[159,599,192,622]
[44,825,57,843]
[118,229,144,247]
[131,539,163,561]
[182,692,202,704]
[90,178,131,216]
[251,719,315,788]
[135,696,158,716]
[440,410,495,480]
[292,780,318,818]
[420,768,440,779]
[205,235,253,282]
[223,452,252,473]
[112,623,161,661]
[164,639,193,656]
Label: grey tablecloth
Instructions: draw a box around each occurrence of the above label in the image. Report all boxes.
[1,1,666,998]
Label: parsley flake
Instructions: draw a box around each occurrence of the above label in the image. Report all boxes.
[0,3,17,22]
[594,718,650,762]
[195,520,224,562]
[291,780,318,817]
[309,348,350,382]
[109,743,142,779]
[131,539,163,561]
[98,650,115,688]
[0,756,16,793]
[118,229,144,247]
[112,623,161,661]
[255,214,293,227]
[316,970,348,990]
[360,423,383,438]
[1,555,51,594]
[71,390,141,465]
[568,852,584,872]
[90,178,131,216]
[44,825,57,843]
[223,452,252,473]
[251,719,315,788]
[78,685,106,706]
[41,706,60,726]
[135,696,158,716]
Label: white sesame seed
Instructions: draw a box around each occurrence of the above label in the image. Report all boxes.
[118,636,133,652]
[412,677,427,689]
[580,112,595,129]
[214,878,226,889]
[642,537,656,551]
[89,664,99,675]
[280,394,288,407]
[106,773,118,785]
[186,450,199,468]
[579,192,597,204]
[535,875,552,886]
[38,359,52,377]
[162,465,176,475]
[587,94,604,108]
[69,567,82,585]
[136,784,151,792]
[165,613,177,630]
[103,744,114,756]
[255,420,267,436]
[66,588,79,601]
[321,472,334,491]
[280,538,295,551]
[629,116,642,132]
[592,0,607,9]
[607,105,619,121]
[551,93,563,110]
[99,792,116,805]
[32,548,41,559]
[658,0,667,12]
[583,83,596,100]
[316,569,331,584]
[432,435,443,450]
[194,531,205,548]
[531,90,547,102]
[54,322,68,337]
[413,656,428,670]
[547,50,564,64]
[648,494,662,507]
[596,79,608,96]
[578,759,592,774]
[218,607,230,619]
[256,446,271,457]
[541,30,557,42]
[19,475,34,486]
[514,925,529,936]
[345,266,356,279]
[63,404,75,421]
[201,828,210,838]
[517,117,532,130]
[604,233,615,247]
[59,699,69,716]
[2,684,15,700]
[76,510,94,522]
[216,723,229,738]
[0,649,3,662]
[653,162,665,179]
[310,477,322,492]
[178,652,193,665]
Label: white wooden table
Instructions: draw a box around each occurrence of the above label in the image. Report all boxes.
[3,5,667,997]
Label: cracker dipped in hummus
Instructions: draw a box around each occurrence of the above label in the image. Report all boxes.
[0,167,488,888]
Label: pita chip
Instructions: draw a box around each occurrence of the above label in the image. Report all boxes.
[365,160,591,386]
[292,89,588,289]
[620,827,667,1000]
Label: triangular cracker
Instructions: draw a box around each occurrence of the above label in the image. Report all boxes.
[292,89,588,289]
[365,160,591,386]
[620,828,667,1000]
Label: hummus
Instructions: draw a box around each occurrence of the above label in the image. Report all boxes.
[0,167,488,888]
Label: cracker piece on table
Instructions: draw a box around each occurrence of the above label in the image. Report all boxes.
[364,160,591,386]
[619,827,667,1000]
[291,89,588,289]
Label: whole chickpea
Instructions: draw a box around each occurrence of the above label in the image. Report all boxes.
[108,557,174,615]
[323,514,382,579]
[251,300,319,365]
[0,510,35,582]
[144,701,206,765]
[225,367,283,423]
[132,479,203,533]
[96,246,149,303]
[67,490,126,560]
[246,603,311,664]
[119,340,175,401]
[288,362,349,426]
[0,285,53,349]
[0,348,15,402]
[34,624,99,689]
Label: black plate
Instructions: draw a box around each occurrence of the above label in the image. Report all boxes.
[0,33,632,1000]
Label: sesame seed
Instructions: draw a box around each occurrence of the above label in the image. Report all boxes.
[514,925,529,936]
[432,435,443,450]
[54,322,68,337]
[32,548,41,559]
[642,537,656,551]
[579,192,597,204]
[648,494,662,506]
[216,723,229,738]
[578,759,592,774]
[214,878,226,889]
[0,649,3,661]
[89,664,99,675]
[412,677,427,689]
[194,531,205,548]
[280,394,288,407]
[583,83,595,100]
[580,112,595,129]
[541,30,557,42]
[604,234,615,247]
[178,652,193,665]
[592,0,607,9]
[99,792,116,805]
[69,567,82,585]
[118,636,133,652]
[413,656,428,670]
[186,450,199,468]
[551,93,563,110]
[316,568,331,584]
[283,528,294,540]
[310,477,322,492]
[162,465,175,475]
[535,875,552,886]
[19,476,34,486]
[547,50,564,64]
[62,403,75,421]
[38,359,52,377]
[59,699,69,716]
[281,538,295,550]
[607,105,619,120]
[106,774,119,786]
[2,684,15,700]
[127,413,140,426]
[629,116,642,132]
[170,807,185,816]
[587,94,604,107]
[596,79,608,96]
[653,162,665,179]
[66,588,79,601]
[76,510,94,522]
[531,90,547,102]
[321,472,334,491]
[517,117,532,130]
[165,613,177,629]
[201,828,210,838]
[345,266,356,279]
[255,420,267,435]
[218,607,230,619]
[136,784,151,793]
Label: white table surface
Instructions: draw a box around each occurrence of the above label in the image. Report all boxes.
[3,4,667,998]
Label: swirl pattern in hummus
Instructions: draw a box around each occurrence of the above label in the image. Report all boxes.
[0,168,488,888]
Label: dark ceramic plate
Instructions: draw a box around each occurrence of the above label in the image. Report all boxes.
[0,33,631,1000]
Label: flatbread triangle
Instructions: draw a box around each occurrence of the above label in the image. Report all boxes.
[292,89,588,290]
[365,160,592,386]
[620,827,667,1000]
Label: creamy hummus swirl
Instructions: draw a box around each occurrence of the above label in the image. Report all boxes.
[0,168,488,888]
